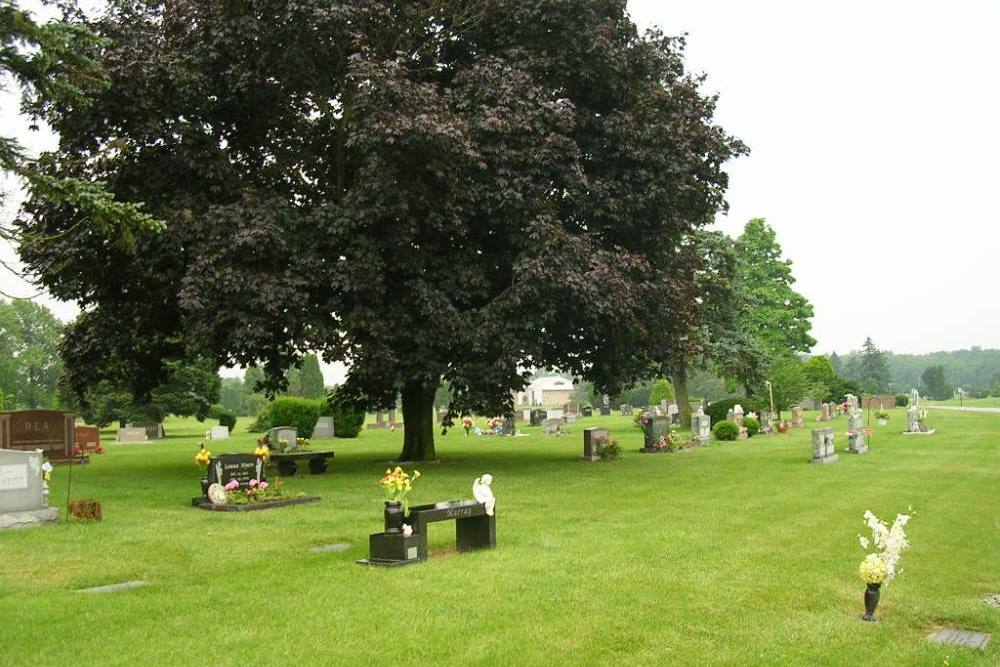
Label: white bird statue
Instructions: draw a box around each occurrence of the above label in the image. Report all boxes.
[472,474,496,516]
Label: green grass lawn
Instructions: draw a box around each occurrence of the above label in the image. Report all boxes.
[2,409,997,666]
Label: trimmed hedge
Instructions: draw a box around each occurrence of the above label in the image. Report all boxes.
[267,397,322,439]
[743,416,760,438]
[712,420,739,441]
[895,394,909,407]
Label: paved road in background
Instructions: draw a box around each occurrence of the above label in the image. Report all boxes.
[926,406,1000,414]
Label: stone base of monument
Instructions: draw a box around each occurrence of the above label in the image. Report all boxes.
[191,496,321,511]
[848,443,869,455]
[0,506,59,530]
[50,454,90,466]
[579,454,602,462]
[902,430,936,436]
[811,454,839,464]
[357,533,424,567]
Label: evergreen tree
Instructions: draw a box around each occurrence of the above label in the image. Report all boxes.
[858,337,891,393]
[298,354,326,399]
[921,365,952,400]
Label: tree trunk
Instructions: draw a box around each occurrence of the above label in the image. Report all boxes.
[398,379,437,461]
[672,359,692,428]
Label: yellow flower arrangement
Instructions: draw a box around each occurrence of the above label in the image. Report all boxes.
[378,466,421,512]
[194,443,212,468]
[859,553,888,584]
[254,444,270,461]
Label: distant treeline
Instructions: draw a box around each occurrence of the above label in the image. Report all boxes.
[834,347,1000,393]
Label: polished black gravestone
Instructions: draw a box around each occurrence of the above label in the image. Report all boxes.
[581,406,593,417]
[529,409,547,427]
[358,500,496,566]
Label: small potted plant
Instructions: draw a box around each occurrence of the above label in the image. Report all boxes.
[875,410,889,426]
[857,509,912,621]
[378,466,421,533]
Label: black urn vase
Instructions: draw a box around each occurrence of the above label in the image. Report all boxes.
[200,477,210,496]
[862,582,881,621]
[384,501,405,534]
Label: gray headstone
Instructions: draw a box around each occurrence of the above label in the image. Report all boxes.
[620,404,632,416]
[209,425,230,440]
[691,412,711,445]
[312,416,335,439]
[0,449,48,513]
[117,427,148,444]
[269,426,297,447]
[541,418,562,435]
[811,428,838,464]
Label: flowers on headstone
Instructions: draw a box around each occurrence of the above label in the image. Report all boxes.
[462,417,474,435]
[485,417,502,434]
[378,466,421,514]
[593,436,622,460]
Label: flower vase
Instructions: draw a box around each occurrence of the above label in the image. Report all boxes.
[384,500,405,534]
[862,583,881,621]
[200,477,210,496]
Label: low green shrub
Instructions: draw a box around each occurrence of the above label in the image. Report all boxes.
[327,386,366,438]
[895,394,909,407]
[712,420,739,441]
[743,416,760,438]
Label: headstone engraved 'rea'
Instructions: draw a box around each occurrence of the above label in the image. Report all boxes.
[0,410,75,462]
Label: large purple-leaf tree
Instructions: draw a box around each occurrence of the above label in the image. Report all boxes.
[19,1,745,460]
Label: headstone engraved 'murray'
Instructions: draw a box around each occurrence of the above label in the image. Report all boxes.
[0,410,75,463]
[0,448,59,529]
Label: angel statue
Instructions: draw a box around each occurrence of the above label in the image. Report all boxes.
[472,474,496,516]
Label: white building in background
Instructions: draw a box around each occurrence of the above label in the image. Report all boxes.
[513,376,575,406]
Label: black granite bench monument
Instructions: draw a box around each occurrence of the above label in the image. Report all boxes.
[358,500,496,566]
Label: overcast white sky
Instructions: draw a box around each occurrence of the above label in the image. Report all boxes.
[2,1,998,384]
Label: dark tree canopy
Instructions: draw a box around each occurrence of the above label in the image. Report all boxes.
[19,1,745,460]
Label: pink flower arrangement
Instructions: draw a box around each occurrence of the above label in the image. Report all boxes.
[224,479,240,491]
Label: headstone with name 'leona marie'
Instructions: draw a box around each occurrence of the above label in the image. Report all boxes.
[0,448,59,530]
[0,410,81,464]
[312,416,335,439]
[207,453,265,489]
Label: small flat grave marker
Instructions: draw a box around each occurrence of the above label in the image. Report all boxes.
[984,594,1000,609]
[78,580,150,594]
[926,628,990,650]
[309,543,351,554]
